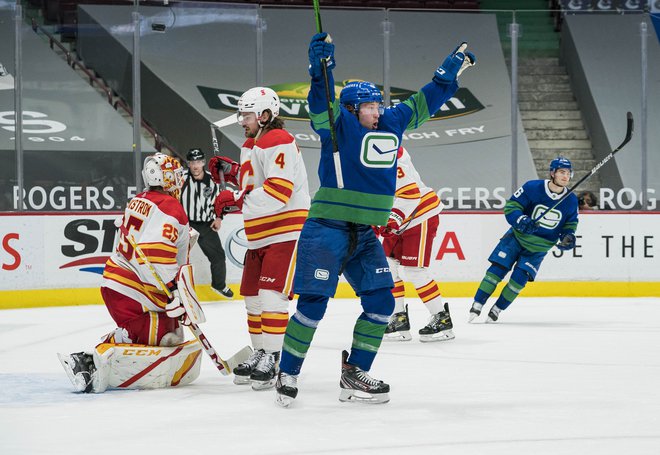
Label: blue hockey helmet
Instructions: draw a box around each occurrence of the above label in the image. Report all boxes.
[549,156,573,177]
[339,81,383,113]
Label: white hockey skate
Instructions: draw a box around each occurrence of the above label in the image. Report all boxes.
[486,305,502,323]
[468,301,483,323]
[338,350,390,404]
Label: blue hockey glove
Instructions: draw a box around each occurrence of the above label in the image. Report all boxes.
[514,215,538,235]
[433,42,475,84]
[308,32,335,78]
[557,232,576,251]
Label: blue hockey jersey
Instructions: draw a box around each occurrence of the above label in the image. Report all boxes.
[307,71,458,226]
[504,179,579,253]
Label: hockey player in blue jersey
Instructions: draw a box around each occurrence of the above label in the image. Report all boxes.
[275,32,475,406]
[469,157,579,323]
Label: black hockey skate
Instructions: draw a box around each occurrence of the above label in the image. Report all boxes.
[418,302,455,342]
[486,305,502,323]
[250,351,279,391]
[468,301,483,323]
[275,372,298,408]
[57,351,97,393]
[233,348,264,385]
[383,304,412,342]
[339,350,390,404]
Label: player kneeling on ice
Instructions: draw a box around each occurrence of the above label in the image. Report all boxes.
[377,147,454,342]
[469,157,579,323]
[274,31,474,407]
[58,153,206,393]
[209,87,310,391]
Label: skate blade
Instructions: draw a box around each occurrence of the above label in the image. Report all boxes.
[225,346,254,374]
[251,378,276,391]
[276,393,295,408]
[383,331,412,342]
[57,353,88,393]
[339,388,390,404]
[233,375,251,385]
[468,313,479,323]
[486,318,498,324]
[419,330,455,343]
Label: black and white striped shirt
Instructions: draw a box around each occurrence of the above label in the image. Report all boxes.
[180,170,221,222]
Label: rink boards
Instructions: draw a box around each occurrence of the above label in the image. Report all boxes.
[1,211,659,308]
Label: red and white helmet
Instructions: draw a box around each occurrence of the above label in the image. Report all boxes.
[238,87,280,120]
[142,153,184,195]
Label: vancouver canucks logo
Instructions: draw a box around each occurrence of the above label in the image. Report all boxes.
[198,80,484,122]
[532,205,562,229]
[360,133,398,169]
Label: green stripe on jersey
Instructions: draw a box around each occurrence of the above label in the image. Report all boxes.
[504,200,524,215]
[512,230,556,253]
[309,187,393,225]
[403,91,432,130]
[309,99,341,131]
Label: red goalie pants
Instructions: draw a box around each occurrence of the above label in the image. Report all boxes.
[101,287,178,346]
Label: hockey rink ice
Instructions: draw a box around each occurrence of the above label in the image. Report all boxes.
[1,296,659,455]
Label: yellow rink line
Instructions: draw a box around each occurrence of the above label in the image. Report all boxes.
[1,282,659,310]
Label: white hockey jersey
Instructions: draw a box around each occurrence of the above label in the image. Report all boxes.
[102,190,190,312]
[238,128,310,249]
[392,147,443,229]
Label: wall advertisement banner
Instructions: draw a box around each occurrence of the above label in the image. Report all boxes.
[2,212,658,299]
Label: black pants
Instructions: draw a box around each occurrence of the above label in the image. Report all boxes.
[189,220,227,290]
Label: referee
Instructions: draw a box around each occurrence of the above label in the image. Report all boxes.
[181,148,233,299]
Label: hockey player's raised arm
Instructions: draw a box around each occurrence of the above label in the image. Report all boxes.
[390,43,475,132]
[307,33,340,135]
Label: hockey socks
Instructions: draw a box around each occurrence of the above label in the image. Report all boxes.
[280,294,328,376]
[493,268,529,311]
[474,264,508,304]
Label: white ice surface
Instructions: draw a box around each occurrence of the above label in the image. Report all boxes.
[1,297,660,455]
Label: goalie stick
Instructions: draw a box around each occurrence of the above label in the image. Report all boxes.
[533,111,634,224]
[312,0,344,188]
[124,232,251,375]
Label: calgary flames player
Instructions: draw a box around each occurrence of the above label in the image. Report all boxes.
[209,87,310,390]
[58,153,204,393]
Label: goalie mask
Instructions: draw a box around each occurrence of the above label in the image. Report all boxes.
[237,87,280,126]
[142,153,185,197]
[340,81,384,114]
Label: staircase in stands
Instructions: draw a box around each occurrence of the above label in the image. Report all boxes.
[480,0,601,192]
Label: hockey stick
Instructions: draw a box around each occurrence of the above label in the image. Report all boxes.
[124,231,251,375]
[533,111,634,224]
[209,123,226,190]
[312,0,344,188]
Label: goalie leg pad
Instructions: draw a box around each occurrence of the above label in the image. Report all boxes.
[93,340,203,390]
[176,264,206,324]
